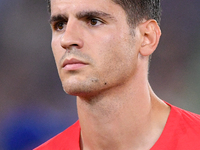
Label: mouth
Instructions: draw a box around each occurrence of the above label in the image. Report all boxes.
[62,58,88,71]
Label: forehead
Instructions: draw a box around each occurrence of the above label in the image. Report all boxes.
[50,0,124,16]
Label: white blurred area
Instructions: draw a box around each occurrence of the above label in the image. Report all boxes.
[0,0,200,149]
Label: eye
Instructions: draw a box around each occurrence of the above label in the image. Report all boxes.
[89,18,103,26]
[54,22,66,31]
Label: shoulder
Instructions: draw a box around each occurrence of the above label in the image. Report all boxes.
[170,103,200,125]
[151,102,200,150]
[168,103,200,139]
[173,104,200,136]
[34,121,80,150]
[167,102,200,133]
[169,104,200,148]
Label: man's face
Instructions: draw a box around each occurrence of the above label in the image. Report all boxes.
[50,0,141,97]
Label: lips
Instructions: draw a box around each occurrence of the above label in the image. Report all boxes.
[62,58,88,71]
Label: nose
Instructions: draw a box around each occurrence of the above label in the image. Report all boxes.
[60,20,84,50]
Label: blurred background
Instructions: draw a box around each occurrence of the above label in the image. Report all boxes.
[0,0,200,149]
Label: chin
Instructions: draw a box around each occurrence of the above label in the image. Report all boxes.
[62,81,104,98]
[62,82,90,95]
[61,75,108,96]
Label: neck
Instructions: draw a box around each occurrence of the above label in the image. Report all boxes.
[76,60,170,150]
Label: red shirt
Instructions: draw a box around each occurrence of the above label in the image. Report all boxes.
[34,121,80,150]
[34,103,200,150]
[151,103,200,150]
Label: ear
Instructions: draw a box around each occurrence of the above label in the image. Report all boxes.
[139,19,161,56]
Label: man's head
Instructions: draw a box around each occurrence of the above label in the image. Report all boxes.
[47,0,161,27]
[49,0,161,97]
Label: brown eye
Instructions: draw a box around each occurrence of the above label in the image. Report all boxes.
[89,18,102,26]
[90,19,98,25]
[56,22,65,30]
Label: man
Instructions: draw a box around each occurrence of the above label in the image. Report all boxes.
[34,0,200,149]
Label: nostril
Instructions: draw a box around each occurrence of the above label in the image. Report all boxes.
[60,32,84,49]
[64,44,82,51]
[71,44,79,47]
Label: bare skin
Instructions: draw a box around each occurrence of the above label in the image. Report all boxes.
[50,0,170,149]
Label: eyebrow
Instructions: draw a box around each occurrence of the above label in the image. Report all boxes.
[76,10,116,21]
[49,10,116,24]
[49,14,68,24]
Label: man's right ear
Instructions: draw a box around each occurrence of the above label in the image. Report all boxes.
[139,19,161,56]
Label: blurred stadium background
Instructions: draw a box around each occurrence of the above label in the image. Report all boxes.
[0,0,200,149]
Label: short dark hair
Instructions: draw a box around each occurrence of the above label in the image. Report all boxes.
[112,0,161,27]
[47,0,161,26]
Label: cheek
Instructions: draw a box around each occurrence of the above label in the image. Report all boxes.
[97,33,132,62]
[52,39,61,63]
[95,32,137,75]
[92,36,125,72]
[51,38,65,76]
